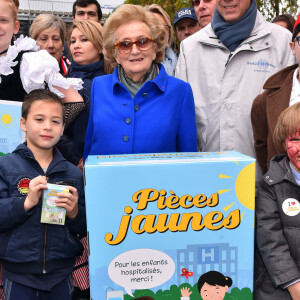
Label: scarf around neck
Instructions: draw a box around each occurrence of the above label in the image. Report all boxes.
[118,62,158,98]
[211,0,257,52]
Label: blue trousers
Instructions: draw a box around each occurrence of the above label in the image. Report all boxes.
[3,276,73,300]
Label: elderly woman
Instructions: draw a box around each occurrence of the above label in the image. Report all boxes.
[83,4,197,160]
[147,4,177,76]
[30,14,70,76]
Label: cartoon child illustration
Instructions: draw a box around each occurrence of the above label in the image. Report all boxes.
[181,271,232,300]
[45,207,50,219]
[58,208,64,224]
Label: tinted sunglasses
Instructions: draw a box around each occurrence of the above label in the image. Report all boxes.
[192,0,201,6]
[115,37,153,54]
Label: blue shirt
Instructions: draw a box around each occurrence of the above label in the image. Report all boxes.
[83,64,197,160]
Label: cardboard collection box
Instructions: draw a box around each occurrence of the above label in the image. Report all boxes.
[84,151,255,300]
[0,100,23,156]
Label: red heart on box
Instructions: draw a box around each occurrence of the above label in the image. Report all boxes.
[292,202,296,205]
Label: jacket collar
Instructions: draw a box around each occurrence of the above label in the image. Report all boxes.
[14,143,69,175]
[263,155,297,185]
[68,59,105,79]
[113,63,168,95]
[264,64,298,149]
[263,64,298,89]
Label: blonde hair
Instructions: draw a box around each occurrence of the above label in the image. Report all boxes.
[273,102,300,153]
[2,0,19,21]
[146,4,174,47]
[68,20,113,74]
[68,20,103,53]
[30,14,66,44]
[103,4,168,68]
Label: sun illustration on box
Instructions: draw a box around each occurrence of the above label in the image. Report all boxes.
[218,159,255,221]
[0,110,15,127]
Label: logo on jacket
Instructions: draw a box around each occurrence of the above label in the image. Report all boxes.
[247,58,276,73]
[17,178,31,195]
[282,198,300,216]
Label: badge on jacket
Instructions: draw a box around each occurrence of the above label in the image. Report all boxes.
[282,198,300,216]
[17,178,31,195]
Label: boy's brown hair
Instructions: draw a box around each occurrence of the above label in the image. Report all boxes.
[22,89,65,123]
[273,102,300,153]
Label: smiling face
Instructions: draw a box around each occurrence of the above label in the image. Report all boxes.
[70,27,100,65]
[20,100,64,154]
[36,27,63,61]
[0,0,19,54]
[200,283,228,300]
[216,0,251,22]
[194,0,216,28]
[114,20,156,82]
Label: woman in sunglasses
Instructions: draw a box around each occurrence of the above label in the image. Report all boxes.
[83,4,197,160]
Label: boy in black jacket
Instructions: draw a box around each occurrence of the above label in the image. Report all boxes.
[0,89,86,300]
[255,102,300,300]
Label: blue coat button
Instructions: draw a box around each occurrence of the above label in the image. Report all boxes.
[123,135,129,142]
[125,118,131,124]
[134,105,140,111]
[142,92,148,97]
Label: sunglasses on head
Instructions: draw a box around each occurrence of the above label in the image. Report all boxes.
[114,37,153,54]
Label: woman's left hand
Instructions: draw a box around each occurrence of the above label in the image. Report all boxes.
[54,86,84,103]
[56,186,79,219]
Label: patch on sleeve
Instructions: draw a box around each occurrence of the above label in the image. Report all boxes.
[17,178,31,195]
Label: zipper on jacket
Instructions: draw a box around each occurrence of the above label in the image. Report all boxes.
[43,224,47,274]
[43,171,48,274]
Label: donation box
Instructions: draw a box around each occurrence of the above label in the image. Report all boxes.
[84,152,255,300]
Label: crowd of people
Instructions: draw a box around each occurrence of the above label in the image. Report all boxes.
[0,0,300,299]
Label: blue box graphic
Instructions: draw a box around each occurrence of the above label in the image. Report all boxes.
[84,151,255,300]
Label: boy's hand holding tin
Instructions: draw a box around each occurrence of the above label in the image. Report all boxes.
[56,186,79,219]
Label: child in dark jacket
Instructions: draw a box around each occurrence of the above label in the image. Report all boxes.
[255,102,300,300]
[0,89,86,300]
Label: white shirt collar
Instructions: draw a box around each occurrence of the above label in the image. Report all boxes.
[290,67,300,106]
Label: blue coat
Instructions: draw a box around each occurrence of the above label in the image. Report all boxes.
[0,144,86,275]
[84,64,197,160]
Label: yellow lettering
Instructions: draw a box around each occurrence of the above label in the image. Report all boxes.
[193,194,208,208]
[204,211,224,230]
[179,195,193,209]
[133,189,160,210]
[223,210,241,229]
[105,206,132,245]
